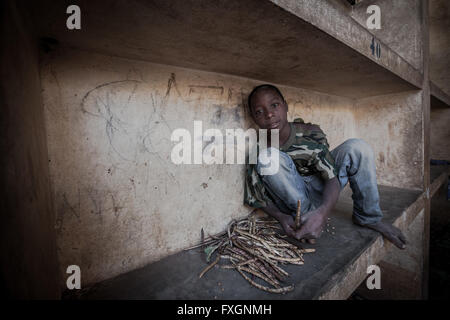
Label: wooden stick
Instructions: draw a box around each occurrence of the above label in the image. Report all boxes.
[295,200,301,230]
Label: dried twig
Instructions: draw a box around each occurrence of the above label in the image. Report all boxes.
[295,199,301,230]
[198,254,220,278]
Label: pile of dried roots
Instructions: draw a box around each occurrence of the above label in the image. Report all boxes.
[188,212,315,294]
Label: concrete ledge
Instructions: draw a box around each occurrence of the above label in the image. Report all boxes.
[319,189,425,299]
[74,185,423,300]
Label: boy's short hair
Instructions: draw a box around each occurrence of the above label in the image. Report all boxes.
[247,84,286,113]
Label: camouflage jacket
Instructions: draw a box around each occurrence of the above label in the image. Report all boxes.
[244,118,337,208]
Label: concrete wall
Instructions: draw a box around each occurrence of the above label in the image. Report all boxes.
[430,0,450,160]
[0,1,60,298]
[430,108,450,160]
[354,91,424,190]
[40,48,360,286]
[430,0,450,96]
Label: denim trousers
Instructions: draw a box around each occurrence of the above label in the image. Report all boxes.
[255,138,382,225]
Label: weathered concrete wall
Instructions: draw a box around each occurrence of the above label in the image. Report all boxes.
[430,108,450,160]
[349,0,423,71]
[40,48,358,286]
[0,1,60,298]
[283,89,357,149]
[429,0,450,161]
[430,0,450,96]
[354,91,424,190]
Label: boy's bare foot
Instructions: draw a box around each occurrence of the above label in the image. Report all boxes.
[355,220,407,249]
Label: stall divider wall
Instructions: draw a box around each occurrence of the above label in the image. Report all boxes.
[1,0,60,298]
[420,0,431,298]
[429,0,450,162]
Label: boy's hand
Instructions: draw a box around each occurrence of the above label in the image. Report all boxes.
[278,214,297,238]
[294,207,327,240]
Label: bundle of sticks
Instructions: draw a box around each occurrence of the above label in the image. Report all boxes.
[189,208,315,294]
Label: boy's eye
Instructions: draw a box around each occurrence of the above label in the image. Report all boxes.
[272,103,279,108]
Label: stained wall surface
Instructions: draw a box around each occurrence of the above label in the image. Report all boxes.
[354,91,424,190]
[430,108,450,160]
[430,0,450,161]
[430,0,450,96]
[40,48,359,286]
[0,1,60,298]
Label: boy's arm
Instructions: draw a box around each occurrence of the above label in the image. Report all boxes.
[295,177,340,240]
[291,124,340,240]
[319,176,341,215]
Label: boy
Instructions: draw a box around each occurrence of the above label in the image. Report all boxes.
[244,84,407,249]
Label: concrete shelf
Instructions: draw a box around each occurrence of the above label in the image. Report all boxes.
[430,81,450,108]
[31,0,419,99]
[76,185,423,300]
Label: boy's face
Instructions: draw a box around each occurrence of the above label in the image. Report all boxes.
[250,89,289,132]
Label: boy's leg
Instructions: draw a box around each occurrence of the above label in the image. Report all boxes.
[330,138,383,225]
[256,147,313,217]
[331,138,406,249]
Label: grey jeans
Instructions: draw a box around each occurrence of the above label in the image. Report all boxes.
[256,138,382,225]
